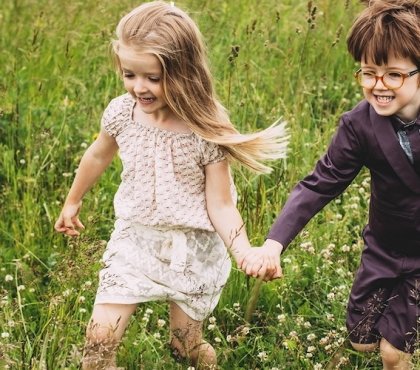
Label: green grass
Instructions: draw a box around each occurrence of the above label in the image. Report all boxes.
[1,0,418,369]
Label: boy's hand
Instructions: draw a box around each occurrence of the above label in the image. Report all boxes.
[54,201,85,237]
[239,239,283,281]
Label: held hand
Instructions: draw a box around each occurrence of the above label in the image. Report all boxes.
[239,239,283,281]
[229,244,252,267]
[54,201,85,237]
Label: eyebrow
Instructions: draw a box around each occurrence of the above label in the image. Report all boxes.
[361,65,411,71]
[121,68,161,75]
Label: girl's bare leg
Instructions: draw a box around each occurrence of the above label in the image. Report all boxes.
[169,302,216,369]
[82,303,137,370]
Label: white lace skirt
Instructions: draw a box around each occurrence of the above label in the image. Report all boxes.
[94,219,231,321]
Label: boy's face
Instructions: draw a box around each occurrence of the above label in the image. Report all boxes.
[360,55,420,121]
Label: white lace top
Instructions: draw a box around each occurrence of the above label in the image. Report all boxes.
[102,93,235,231]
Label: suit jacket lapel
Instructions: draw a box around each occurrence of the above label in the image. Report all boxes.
[371,107,420,194]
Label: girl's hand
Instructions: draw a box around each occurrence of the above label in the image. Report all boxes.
[239,239,283,281]
[229,244,252,267]
[54,201,85,237]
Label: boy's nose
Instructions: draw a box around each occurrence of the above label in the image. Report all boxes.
[372,77,387,90]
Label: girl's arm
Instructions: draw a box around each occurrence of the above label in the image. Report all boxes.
[54,128,118,236]
[205,160,282,279]
[205,159,252,264]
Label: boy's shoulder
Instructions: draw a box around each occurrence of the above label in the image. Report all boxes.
[340,100,374,129]
[342,99,370,120]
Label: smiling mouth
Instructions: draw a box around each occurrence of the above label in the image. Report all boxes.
[138,97,155,103]
[375,95,394,103]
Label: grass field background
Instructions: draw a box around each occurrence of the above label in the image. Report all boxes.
[1,0,418,368]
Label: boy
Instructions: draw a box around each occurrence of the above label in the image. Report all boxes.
[240,1,420,368]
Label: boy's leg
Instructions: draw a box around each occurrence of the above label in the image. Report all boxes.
[377,274,419,369]
[83,303,137,370]
[380,338,411,370]
[347,242,419,368]
[346,243,393,348]
[350,341,378,352]
[169,302,216,369]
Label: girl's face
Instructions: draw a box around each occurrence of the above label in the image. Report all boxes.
[119,48,169,120]
[360,55,420,121]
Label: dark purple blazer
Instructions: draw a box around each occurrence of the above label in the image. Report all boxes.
[268,100,420,255]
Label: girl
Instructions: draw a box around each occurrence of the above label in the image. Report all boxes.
[55,1,287,369]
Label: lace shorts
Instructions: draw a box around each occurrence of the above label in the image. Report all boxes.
[94,219,231,321]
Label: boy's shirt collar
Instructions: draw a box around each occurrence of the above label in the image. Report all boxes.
[392,114,420,129]
[369,105,420,192]
[391,113,420,175]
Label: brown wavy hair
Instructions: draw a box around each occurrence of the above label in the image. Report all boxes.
[112,1,288,173]
[347,0,420,69]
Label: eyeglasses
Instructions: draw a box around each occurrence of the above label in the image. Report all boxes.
[354,68,419,90]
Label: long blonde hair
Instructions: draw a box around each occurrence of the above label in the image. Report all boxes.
[113,1,288,173]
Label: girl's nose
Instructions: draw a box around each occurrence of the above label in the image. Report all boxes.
[133,78,147,94]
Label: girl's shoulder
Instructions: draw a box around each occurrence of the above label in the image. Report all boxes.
[101,93,134,137]
[194,136,226,166]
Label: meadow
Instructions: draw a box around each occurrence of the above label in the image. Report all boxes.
[1,0,418,369]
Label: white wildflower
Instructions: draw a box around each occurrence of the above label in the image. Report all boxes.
[307,333,317,341]
[277,314,286,323]
[257,351,268,361]
[241,326,250,335]
[327,292,335,301]
[307,345,316,353]
[341,244,351,252]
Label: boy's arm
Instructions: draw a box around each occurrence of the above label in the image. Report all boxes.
[268,115,363,250]
[54,128,118,236]
[205,159,253,264]
[242,115,364,279]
